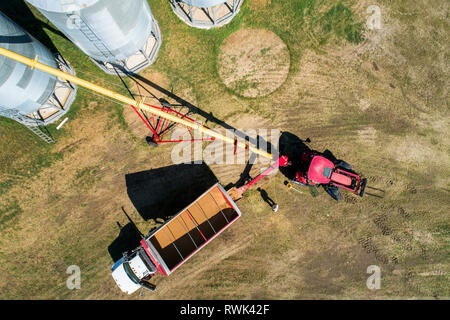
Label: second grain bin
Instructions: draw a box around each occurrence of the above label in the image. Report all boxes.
[26,0,162,75]
[170,0,243,29]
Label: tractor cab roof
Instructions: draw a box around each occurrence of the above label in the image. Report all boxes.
[308,156,335,184]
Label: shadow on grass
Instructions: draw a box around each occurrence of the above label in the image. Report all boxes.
[278,131,312,180]
[108,221,142,263]
[125,162,218,222]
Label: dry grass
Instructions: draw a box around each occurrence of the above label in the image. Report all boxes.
[218,28,290,97]
[0,0,448,299]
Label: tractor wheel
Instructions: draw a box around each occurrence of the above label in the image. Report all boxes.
[335,160,352,170]
[359,178,367,197]
[325,185,342,201]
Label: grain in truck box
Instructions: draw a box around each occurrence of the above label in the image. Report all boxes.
[144,183,241,274]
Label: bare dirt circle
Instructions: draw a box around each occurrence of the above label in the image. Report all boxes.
[218,28,290,98]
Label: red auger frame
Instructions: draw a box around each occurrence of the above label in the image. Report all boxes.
[130,101,216,145]
[228,156,289,200]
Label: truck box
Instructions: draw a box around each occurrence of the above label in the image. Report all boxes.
[141,183,241,276]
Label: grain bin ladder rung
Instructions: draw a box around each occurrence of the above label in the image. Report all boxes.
[75,16,114,59]
[25,125,54,144]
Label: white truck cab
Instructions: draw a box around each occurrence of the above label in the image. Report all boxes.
[111,248,157,294]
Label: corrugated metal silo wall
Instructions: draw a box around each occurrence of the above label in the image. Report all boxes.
[183,0,227,7]
[26,0,157,63]
[0,11,57,115]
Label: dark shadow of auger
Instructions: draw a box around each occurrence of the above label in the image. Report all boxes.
[278,131,312,180]
[0,1,68,54]
[125,162,218,222]
[224,152,258,191]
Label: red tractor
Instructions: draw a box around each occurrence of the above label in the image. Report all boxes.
[230,151,367,203]
[287,150,367,201]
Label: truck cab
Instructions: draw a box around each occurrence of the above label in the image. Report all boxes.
[111,248,157,294]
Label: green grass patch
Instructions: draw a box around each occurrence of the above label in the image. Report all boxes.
[0,198,22,228]
[320,2,365,44]
[73,165,100,190]
[0,118,64,195]
[148,0,365,103]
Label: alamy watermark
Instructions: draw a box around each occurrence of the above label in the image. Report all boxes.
[366,265,381,290]
[366,5,382,30]
[170,128,280,173]
[66,265,81,290]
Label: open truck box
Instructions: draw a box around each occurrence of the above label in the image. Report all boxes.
[141,183,242,276]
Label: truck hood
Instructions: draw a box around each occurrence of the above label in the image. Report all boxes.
[111,258,141,295]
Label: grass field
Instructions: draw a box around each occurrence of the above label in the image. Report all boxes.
[0,0,448,299]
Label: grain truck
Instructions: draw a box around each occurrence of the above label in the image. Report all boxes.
[111,183,242,294]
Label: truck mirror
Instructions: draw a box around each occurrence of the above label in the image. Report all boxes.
[140,281,157,292]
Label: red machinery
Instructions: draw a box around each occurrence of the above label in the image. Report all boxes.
[228,156,289,200]
[229,152,366,202]
[129,94,366,202]
[287,150,367,201]
[130,99,215,146]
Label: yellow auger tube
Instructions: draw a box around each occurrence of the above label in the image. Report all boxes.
[0,47,273,160]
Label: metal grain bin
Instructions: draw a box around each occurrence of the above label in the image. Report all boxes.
[26,0,162,75]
